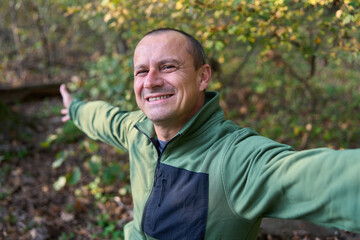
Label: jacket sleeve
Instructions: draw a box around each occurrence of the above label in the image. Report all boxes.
[222,129,360,233]
[69,99,143,151]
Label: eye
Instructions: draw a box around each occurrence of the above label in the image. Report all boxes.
[161,65,176,72]
[135,69,148,77]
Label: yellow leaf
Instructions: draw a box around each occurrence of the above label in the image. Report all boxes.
[214,10,222,19]
[176,2,183,10]
[218,56,224,64]
[276,27,286,37]
[308,0,317,5]
[213,82,222,90]
[336,10,342,18]
[101,0,109,6]
[122,8,129,16]
[118,16,125,25]
[84,3,92,11]
[104,13,112,22]
[293,126,301,136]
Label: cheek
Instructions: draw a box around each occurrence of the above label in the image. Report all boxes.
[134,80,142,96]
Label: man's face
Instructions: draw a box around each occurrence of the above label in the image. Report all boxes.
[133,31,209,129]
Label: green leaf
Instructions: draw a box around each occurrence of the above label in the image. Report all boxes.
[53,176,67,191]
[67,167,81,185]
[88,155,102,176]
[215,41,225,51]
[84,140,99,153]
[40,134,58,148]
[52,151,67,168]
[343,15,353,25]
[102,163,121,185]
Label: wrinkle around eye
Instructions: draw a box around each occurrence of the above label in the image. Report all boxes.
[161,65,177,73]
[135,70,148,77]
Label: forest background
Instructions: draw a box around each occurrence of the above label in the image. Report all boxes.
[1,0,360,239]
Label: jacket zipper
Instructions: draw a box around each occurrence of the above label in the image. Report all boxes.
[150,138,162,187]
[139,134,162,233]
[158,177,166,207]
[135,125,183,234]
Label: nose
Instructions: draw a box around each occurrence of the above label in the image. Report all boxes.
[143,68,163,89]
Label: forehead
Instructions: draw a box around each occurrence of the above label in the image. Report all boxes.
[134,31,191,66]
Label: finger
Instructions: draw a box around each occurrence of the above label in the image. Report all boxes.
[61,115,70,122]
[61,108,69,115]
[59,84,68,96]
[60,84,73,109]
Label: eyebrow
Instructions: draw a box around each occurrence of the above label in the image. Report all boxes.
[158,58,183,66]
[134,58,184,71]
[134,64,147,71]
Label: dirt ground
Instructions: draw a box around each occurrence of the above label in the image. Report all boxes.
[1,97,359,240]
[1,97,132,240]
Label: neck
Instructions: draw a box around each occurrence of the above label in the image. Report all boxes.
[154,125,181,141]
[153,93,206,141]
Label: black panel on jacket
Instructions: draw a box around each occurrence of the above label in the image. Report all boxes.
[143,163,209,240]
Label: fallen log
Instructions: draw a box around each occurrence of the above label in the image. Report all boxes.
[0,82,62,104]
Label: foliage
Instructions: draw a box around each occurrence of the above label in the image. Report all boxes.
[0,102,34,145]
[1,0,360,238]
[94,213,124,239]
[63,0,360,149]
[59,232,75,240]
[43,123,130,190]
[83,54,136,109]
[39,121,131,237]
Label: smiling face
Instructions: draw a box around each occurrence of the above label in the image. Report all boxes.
[133,31,210,139]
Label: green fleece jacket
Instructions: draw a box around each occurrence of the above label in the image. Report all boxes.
[70,91,360,240]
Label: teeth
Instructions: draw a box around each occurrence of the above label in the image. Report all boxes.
[148,95,172,102]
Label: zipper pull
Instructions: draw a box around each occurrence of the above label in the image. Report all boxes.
[153,159,160,187]
[158,177,166,207]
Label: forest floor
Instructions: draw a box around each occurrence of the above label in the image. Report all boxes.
[1,95,360,240]
[1,96,132,240]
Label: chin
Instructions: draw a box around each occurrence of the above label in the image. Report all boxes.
[146,113,173,123]
[147,116,167,123]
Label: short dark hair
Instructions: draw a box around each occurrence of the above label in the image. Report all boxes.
[144,28,206,70]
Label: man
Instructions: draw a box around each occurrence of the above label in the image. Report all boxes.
[60,28,360,240]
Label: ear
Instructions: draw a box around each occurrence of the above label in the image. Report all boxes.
[198,64,211,92]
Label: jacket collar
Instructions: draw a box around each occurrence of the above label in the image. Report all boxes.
[134,92,224,140]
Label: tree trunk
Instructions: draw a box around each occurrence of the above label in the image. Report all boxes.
[9,0,21,54]
[30,0,52,80]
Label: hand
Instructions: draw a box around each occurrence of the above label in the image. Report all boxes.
[59,84,73,122]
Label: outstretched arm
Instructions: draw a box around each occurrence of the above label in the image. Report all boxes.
[59,84,73,122]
